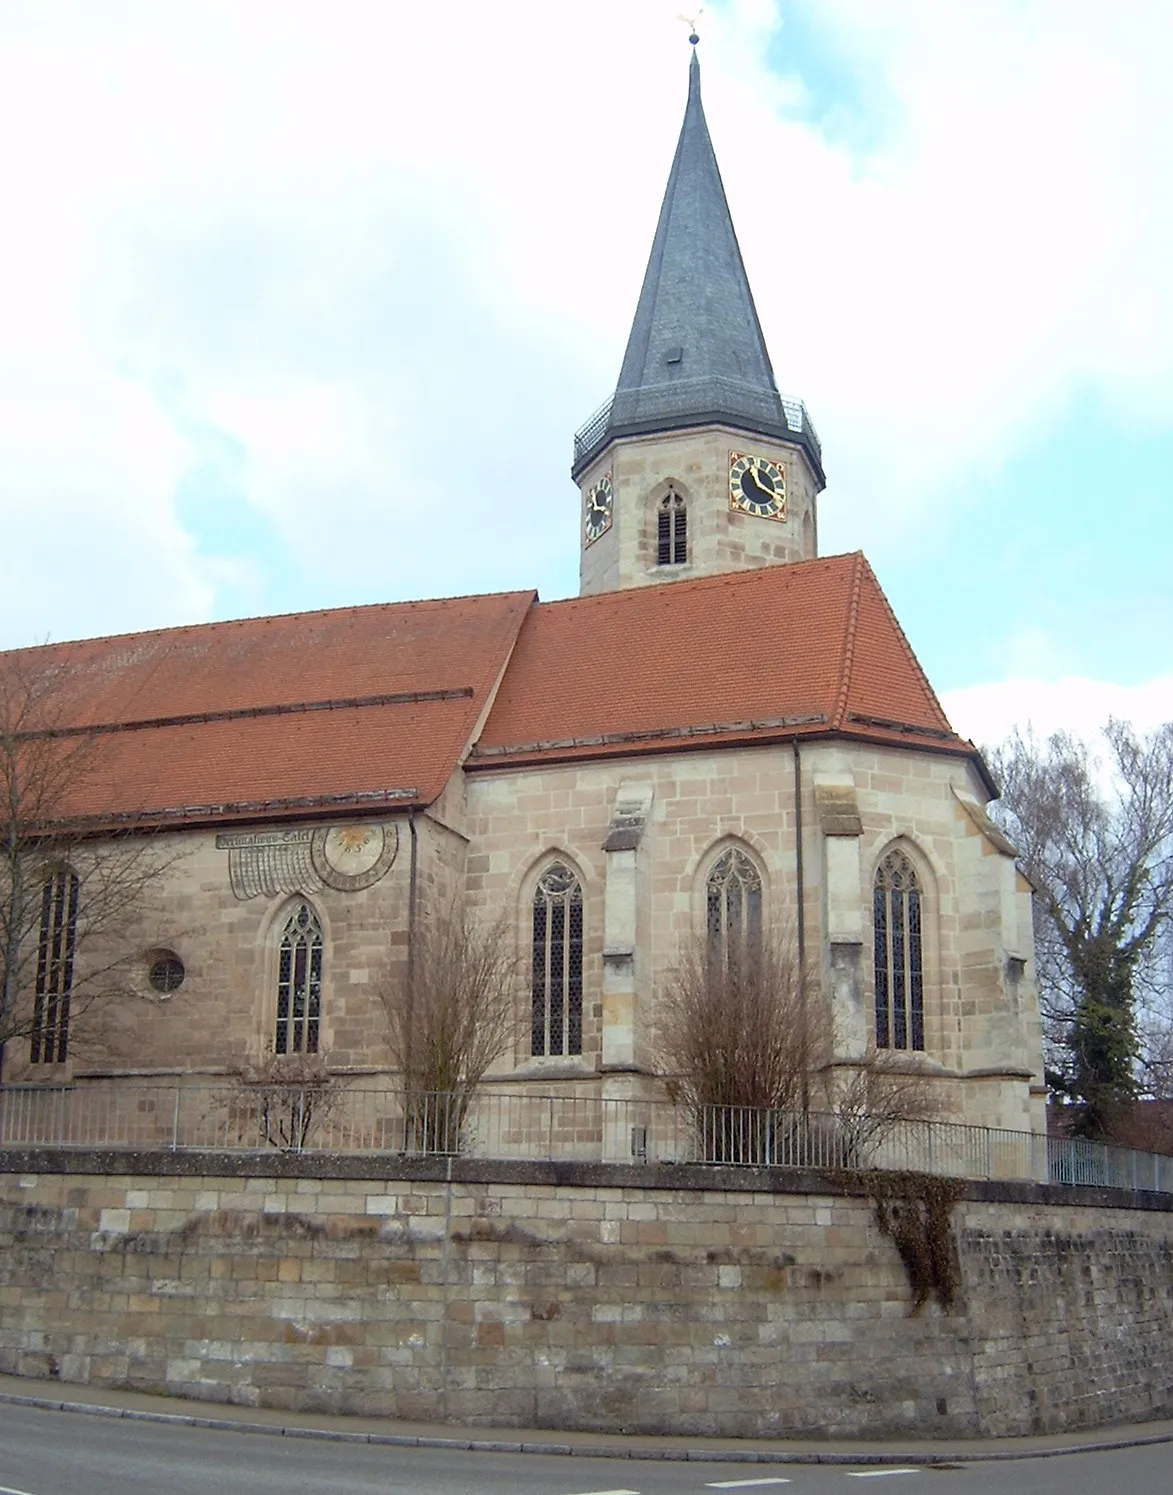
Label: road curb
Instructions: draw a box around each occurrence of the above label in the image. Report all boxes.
[3,1387,1173,1465]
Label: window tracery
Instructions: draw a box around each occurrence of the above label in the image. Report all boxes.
[275,901,323,1054]
[531,862,583,1056]
[873,847,925,1051]
[705,846,762,965]
[30,869,79,1064]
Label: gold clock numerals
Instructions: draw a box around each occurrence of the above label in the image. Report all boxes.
[584,472,614,546]
[729,451,787,521]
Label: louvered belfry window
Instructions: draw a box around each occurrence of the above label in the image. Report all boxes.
[531,862,584,1056]
[706,848,762,966]
[30,869,79,1064]
[657,489,687,565]
[873,847,925,1051]
[275,902,323,1054]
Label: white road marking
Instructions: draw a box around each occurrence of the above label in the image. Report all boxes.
[706,1480,793,1489]
[846,1472,921,1479]
[0,1485,41,1495]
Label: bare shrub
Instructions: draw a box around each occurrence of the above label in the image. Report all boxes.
[654,927,945,1168]
[230,1048,344,1152]
[379,899,520,1153]
[653,927,819,1164]
[824,1051,944,1168]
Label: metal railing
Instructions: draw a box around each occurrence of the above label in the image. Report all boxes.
[573,379,822,473]
[1,1079,1171,1193]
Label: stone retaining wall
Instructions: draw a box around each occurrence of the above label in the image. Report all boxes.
[1,1152,1170,1439]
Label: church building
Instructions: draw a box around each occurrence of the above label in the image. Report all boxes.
[0,47,1045,1142]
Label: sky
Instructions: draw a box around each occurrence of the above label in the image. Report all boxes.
[1,0,1171,753]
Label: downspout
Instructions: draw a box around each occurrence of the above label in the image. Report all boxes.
[406,807,419,1086]
[792,741,805,975]
[793,741,809,1113]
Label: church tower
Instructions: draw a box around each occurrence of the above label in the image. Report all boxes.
[574,42,825,597]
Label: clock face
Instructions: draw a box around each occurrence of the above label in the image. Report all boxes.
[729,452,787,521]
[583,472,614,546]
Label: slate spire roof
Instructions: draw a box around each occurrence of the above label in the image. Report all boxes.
[572,46,823,483]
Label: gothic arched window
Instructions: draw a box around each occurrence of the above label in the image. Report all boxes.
[657,489,687,566]
[706,847,762,966]
[30,868,79,1064]
[531,862,583,1056]
[275,901,323,1054]
[873,847,924,1051]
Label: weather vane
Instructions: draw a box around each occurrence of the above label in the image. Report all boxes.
[678,10,702,45]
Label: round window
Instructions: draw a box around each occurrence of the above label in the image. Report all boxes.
[148,952,185,995]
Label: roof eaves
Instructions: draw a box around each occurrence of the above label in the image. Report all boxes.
[467,718,992,780]
[37,785,426,838]
[470,711,830,762]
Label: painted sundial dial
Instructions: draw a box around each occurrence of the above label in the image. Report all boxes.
[310,823,399,892]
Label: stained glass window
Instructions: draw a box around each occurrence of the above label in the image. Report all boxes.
[873,847,924,1051]
[531,863,584,1056]
[706,847,762,966]
[276,902,323,1054]
[30,869,79,1064]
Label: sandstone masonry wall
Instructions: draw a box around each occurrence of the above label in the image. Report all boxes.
[1,1155,1169,1439]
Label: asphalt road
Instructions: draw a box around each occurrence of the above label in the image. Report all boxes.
[1,1403,1171,1495]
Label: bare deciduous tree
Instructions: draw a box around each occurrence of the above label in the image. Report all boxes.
[0,654,175,1073]
[988,719,1173,1139]
[654,926,943,1166]
[655,926,816,1113]
[653,926,820,1163]
[379,899,521,1152]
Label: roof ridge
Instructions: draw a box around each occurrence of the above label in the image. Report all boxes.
[5,588,539,659]
[832,551,865,731]
[538,553,855,615]
[854,556,956,735]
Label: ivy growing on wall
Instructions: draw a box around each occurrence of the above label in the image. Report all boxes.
[863,1171,963,1314]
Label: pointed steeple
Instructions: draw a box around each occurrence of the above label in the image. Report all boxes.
[573,44,822,484]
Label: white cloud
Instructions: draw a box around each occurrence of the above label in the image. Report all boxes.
[942,674,1173,752]
[0,0,1169,654]
[729,0,1173,559]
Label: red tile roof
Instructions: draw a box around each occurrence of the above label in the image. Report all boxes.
[7,591,535,828]
[5,554,984,830]
[471,554,978,772]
